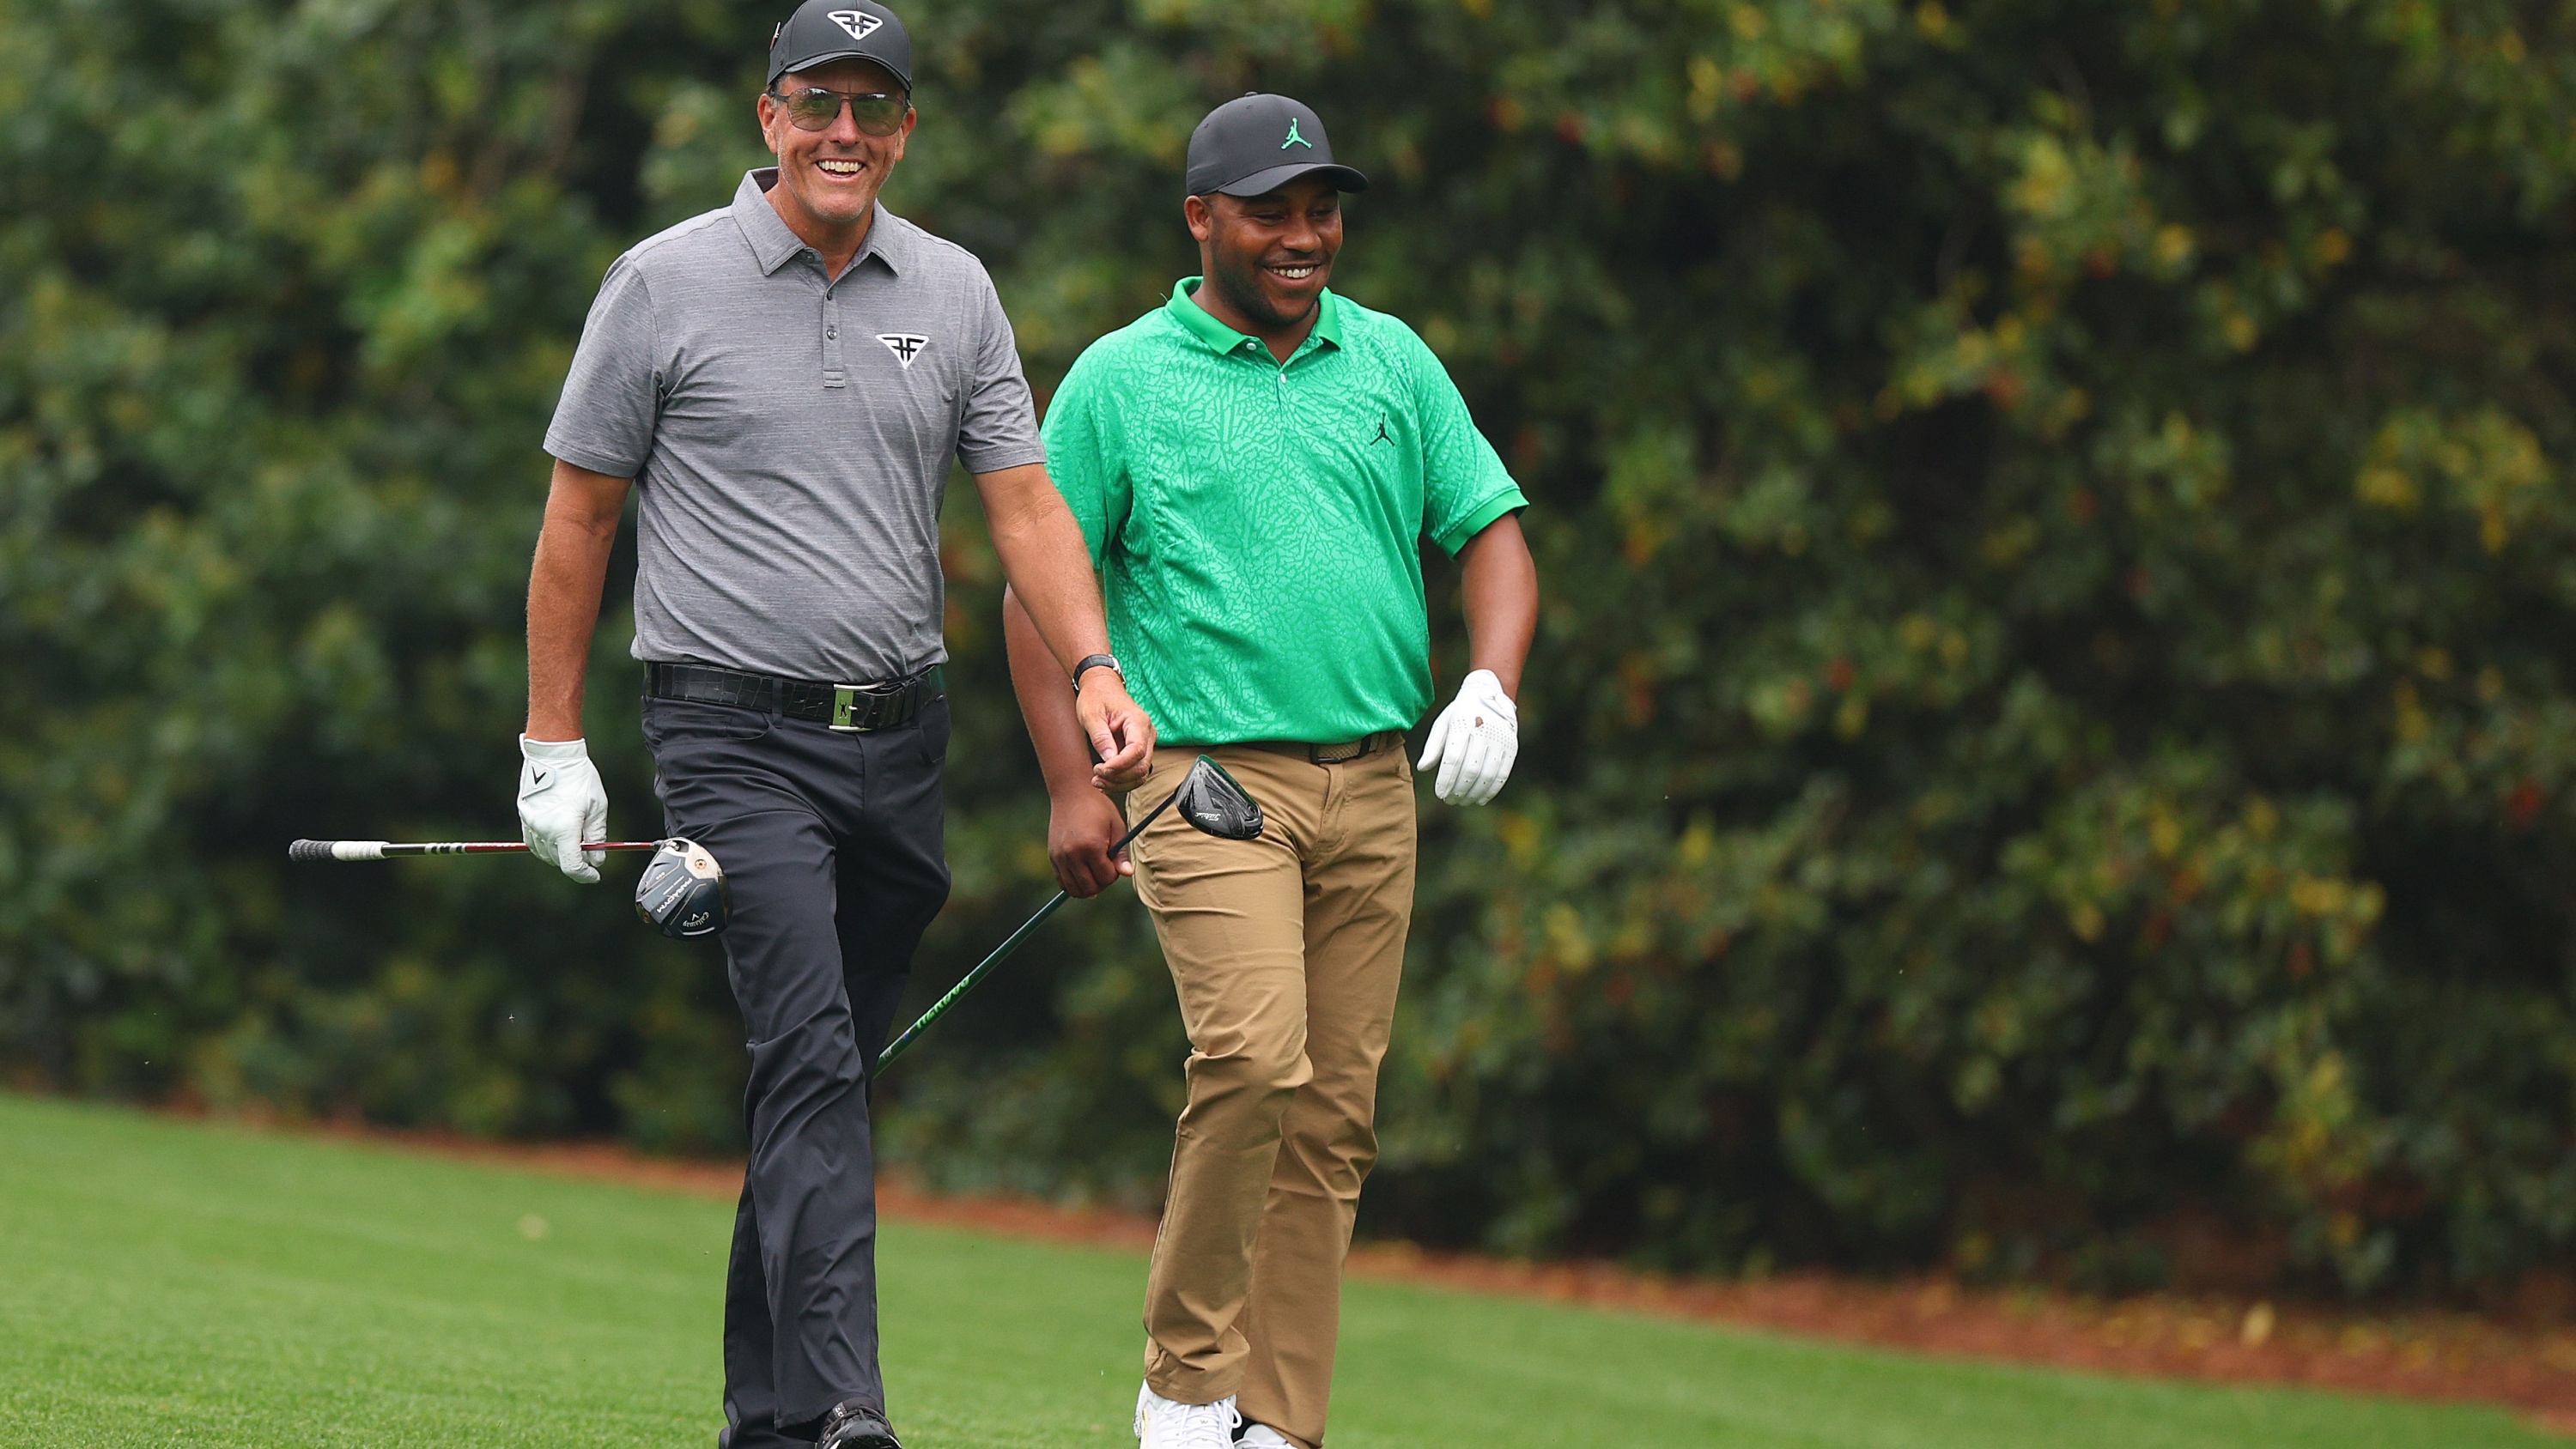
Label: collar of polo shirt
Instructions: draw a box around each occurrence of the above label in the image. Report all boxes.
[1167,276,1343,360]
[732,168,914,280]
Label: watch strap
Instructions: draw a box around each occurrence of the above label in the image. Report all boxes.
[1072,653,1122,691]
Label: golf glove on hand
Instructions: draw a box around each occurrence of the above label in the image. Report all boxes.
[518,735,608,883]
[1418,668,1518,806]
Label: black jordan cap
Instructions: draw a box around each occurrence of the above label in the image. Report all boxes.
[1183,94,1369,199]
[768,1,913,91]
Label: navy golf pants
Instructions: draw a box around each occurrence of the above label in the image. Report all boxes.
[641,691,951,1446]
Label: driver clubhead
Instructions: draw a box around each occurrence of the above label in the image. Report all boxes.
[635,837,730,938]
[1174,755,1264,840]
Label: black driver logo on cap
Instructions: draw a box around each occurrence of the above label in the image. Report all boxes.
[878,333,928,367]
[1283,118,1313,149]
[829,9,882,40]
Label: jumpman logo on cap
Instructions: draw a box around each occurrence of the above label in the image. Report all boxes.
[1282,118,1312,149]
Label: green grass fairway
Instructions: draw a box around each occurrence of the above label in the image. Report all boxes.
[0,1094,2554,1449]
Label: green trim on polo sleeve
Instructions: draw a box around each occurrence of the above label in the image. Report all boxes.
[1438,492,1527,555]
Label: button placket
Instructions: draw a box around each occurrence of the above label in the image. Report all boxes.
[822,291,848,389]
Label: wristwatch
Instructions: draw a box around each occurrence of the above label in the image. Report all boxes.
[1072,653,1124,692]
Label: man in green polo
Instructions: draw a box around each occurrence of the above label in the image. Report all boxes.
[1000,94,1539,1449]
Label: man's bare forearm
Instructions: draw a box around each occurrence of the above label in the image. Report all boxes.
[975,463,1112,674]
[1458,512,1538,697]
[526,460,633,741]
[1003,586,1108,800]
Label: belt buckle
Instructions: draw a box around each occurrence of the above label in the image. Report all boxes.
[830,680,901,733]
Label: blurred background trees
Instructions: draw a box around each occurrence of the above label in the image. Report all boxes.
[10,0,2576,1299]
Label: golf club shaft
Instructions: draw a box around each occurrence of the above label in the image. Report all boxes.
[875,791,1177,1072]
[876,889,1073,1072]
[288,840,660,862]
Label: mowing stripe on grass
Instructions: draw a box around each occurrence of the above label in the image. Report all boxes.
[0,1094,2553,1449]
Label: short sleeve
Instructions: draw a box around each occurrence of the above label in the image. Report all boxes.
[958,274,1048,475]
[544,258,662,478]
[1039,345,1128,569]
[1403,327,1528,555]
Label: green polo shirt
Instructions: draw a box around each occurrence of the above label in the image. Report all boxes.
[1043,280,1528,746]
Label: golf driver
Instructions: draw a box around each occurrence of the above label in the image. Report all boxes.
[875,754,1264,1070]
[630,838,732,937]
[287,835,732,939]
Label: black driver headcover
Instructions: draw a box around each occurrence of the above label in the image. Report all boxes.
[1174,755,1265,840]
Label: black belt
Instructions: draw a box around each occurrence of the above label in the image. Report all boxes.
[646,661,944,733]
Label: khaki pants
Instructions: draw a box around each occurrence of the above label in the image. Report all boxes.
[1127,742,1417,1449]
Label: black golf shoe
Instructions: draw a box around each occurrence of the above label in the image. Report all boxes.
[817,1400,901,1449]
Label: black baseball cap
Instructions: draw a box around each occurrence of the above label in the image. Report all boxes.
[768,1,913,91]
[1184,94,1369,199]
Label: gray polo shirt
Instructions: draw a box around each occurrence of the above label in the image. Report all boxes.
[544,169,1046,682]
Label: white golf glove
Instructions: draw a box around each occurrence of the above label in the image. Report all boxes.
[1418,669,1519,806]
[518,735,608,883]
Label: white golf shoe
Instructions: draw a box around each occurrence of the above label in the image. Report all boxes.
[1133,1382,1240,1449]
[1236,1424,1298,1448]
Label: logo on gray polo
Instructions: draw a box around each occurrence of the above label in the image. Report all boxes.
[878,333,928,367]
[828,10,882,41]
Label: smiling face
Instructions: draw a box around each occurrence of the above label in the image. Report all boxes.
[1187,176,1344,335]
[756,58,914,238]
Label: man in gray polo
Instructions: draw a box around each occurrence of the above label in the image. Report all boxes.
[518,5,1153,1446]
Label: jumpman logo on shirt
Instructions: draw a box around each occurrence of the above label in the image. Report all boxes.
[1369,415,1392,446]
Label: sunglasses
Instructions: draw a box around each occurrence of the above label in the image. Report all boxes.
[769,86,909,136]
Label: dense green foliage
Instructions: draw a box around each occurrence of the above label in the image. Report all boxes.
[6,1094,2553,1449]
[12,0,2576,1296]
